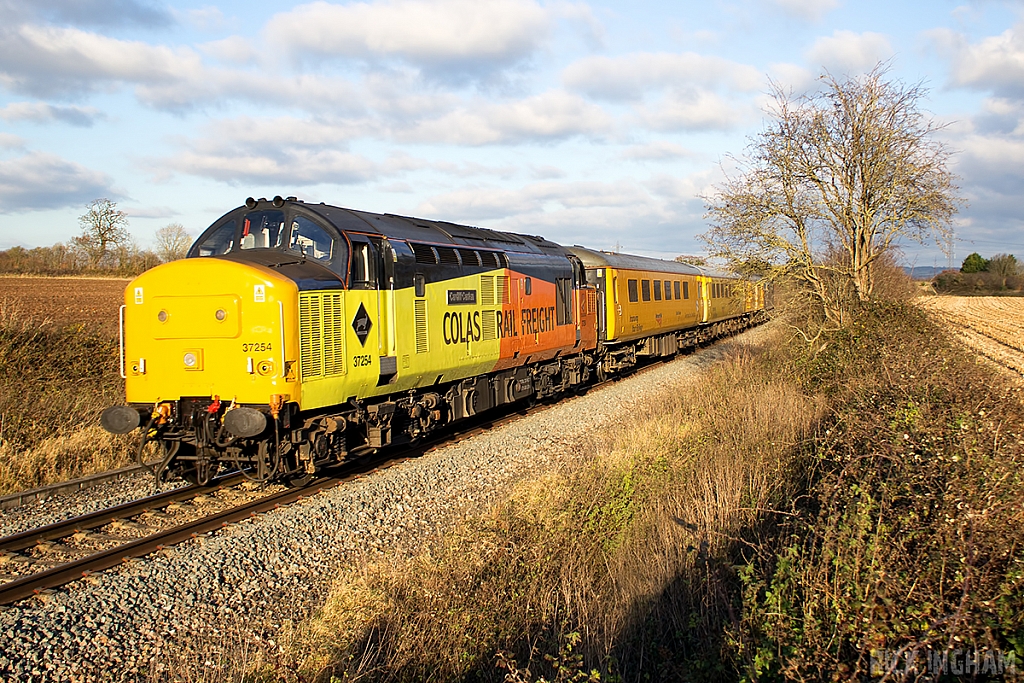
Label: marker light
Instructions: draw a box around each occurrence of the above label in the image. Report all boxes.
[183,352,198,368]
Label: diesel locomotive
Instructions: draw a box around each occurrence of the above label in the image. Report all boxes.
[100,196,769,485]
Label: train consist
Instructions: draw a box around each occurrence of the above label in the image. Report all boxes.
[101,197,769,485]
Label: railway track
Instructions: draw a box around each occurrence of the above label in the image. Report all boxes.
[0,401,543,606]
[0,325,760,607]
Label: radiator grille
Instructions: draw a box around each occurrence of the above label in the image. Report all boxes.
[414,300,428,353]
[496,276,509,304]
[480,276,494,306]
[299,294,322,379]
[322,293,345,376]
[299,292,346,380]
[482,310,497,341]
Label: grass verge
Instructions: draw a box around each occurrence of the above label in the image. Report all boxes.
[266,305,1024,683]
[0,301,135,494]
[272,328,822,682]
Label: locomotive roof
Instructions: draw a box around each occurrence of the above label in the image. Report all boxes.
[567,246,704,276]
[289,200,565,255]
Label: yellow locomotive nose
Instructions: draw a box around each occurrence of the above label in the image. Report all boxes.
[123,258,299,406]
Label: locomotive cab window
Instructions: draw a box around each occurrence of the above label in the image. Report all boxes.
[524,277,532,296]
[240,210,285,250]
[349,240,376,289]
[193,218,235,257]
[289,216,335,263]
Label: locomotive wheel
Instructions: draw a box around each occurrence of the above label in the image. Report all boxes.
[284,470,314,488]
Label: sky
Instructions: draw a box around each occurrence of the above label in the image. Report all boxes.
[1,0,1024,269]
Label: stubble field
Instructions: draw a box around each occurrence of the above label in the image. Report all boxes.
[917,295,1024,378]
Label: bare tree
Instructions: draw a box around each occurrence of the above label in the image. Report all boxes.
[674,255,708,266]
[154,223,193,262]
[702,64,963,337]
[986,253,1020,277]
[75,198,129,267]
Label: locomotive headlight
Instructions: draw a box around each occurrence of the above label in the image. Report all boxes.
[183,352,197,368]
[157,310,168,323]
[215,309,227,321]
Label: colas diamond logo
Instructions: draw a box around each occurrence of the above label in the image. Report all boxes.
[352,303,372,346]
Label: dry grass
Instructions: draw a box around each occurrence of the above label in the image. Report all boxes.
[0,301,135,494]
[275,329,823,682]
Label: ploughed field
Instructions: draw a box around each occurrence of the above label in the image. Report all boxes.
[0,276,128,337]
[918,295,1024,377]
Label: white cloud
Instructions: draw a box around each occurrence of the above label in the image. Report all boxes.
[770,0,840,22]
[0,133,25,149]
[124,206,179,219]
[635,90,751,132]
[805,30,895,74]
[0,24,203,97]
[0,101,103,126]
[0,151,117,212]
[398,90,613,144]
[183,6,225,32]
[198,36,259,65]
[619,142,693,161]
[169,148,379,186]
[931,25,1024,100]
[563,52,762,101]
[267,0,550,76]
[161,116,383,184]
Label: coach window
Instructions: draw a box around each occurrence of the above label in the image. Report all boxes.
[414,273,425,297]
[288,216,335,263]
[664,280,672,300]
[524,277,532,296]
[653,280,662,301]
[641,280,651,302]
[240,210,285,250]
[680,281,687,299]
[627,279,638,303]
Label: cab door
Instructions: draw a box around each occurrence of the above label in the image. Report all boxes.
[373,237,398,380]
[346,235,385,390]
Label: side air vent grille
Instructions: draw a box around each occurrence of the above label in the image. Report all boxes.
[411,243,437,264]
[414,300,428,354]
[436,246,460,265]
[496,275,510,304]
[458,248,481,267]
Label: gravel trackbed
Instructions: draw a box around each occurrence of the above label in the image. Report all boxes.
[0,325,771,682]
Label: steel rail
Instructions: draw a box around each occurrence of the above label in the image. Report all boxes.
[0,471,247,553]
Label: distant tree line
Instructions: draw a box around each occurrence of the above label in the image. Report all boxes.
[0,199,193,277]
[932,251,1023,295]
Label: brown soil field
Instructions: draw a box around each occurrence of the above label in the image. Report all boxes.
[0,275,128,338]
[917,295,1024,379]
